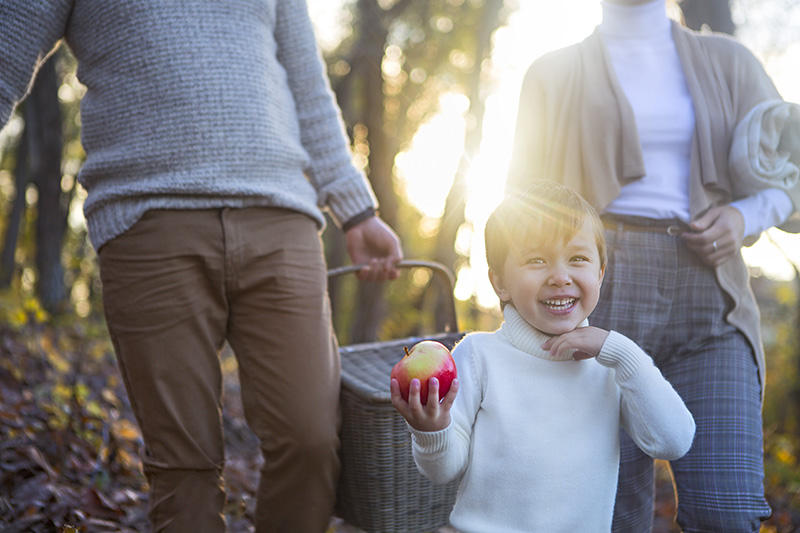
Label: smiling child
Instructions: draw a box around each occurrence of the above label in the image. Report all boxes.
[391,181,696,532]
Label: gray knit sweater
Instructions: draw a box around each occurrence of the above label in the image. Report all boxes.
[0,0,377,250]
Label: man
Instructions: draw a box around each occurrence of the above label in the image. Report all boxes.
[0,1,403,531]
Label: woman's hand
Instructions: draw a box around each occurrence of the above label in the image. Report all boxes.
[391,377,459,432]
[681,205,745,267]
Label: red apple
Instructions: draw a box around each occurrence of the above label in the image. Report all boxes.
[391,340,457,406]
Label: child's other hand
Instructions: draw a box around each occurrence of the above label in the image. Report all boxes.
[391,377,459,432]
[542,326,609,360]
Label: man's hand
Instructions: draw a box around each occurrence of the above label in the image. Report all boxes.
[681,205,745,267]
[391,377,459,432]
[344,215,403,281]
[542,326,610,360]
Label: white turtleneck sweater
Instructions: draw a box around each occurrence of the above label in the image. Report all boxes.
[408,306,695,533]
[599,0,792,237]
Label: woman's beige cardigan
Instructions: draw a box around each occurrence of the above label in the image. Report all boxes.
[507,22,800,397]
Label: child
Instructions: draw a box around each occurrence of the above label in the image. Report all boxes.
[390,181,696,532]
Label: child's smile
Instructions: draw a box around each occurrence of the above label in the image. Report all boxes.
[541,297,579,313]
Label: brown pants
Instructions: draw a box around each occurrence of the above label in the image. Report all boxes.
[98,208,341,532]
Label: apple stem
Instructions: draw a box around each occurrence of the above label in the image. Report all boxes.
[404,346,410,356]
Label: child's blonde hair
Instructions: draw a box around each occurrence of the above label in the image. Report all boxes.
[485,181,607,276]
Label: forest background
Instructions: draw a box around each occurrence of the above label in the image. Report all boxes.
[0,0,799,531]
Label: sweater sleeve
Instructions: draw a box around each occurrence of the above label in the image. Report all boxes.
[407,336,481,484]
[730,188,794,239]
[596,331,696,460]
[0,0,72,127]
[273,0,376,226]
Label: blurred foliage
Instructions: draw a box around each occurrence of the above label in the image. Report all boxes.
[322,0,508,283]
[328,0,506,152]
[751,274,800,528]
[0,47,95,318]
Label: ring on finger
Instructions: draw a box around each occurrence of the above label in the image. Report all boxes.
[712,240,718,252]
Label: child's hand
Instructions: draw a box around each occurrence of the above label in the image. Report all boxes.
[542,326,609,360]
[391,377,459,432]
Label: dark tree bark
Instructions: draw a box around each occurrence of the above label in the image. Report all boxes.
[26,53,69,313]
[356,0,398,227]
[343,0,397,343]
[0,120,30,288]
[680,0,734,34]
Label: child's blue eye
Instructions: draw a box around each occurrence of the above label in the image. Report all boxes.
[571,256,589,262]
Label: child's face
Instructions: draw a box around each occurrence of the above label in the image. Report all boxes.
[490,218,605,335]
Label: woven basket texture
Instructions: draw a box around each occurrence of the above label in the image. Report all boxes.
[335,332,465,533]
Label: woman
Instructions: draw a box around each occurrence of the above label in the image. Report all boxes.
[506,0,800,531]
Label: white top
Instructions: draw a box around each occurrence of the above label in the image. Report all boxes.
[408,306,696,533]
[599,0,792,236]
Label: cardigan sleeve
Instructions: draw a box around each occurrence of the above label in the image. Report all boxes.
[730,189,794,239]
[597,331,696,461]
[724,37,782,121]
[0,0,73,127]
[407,335,481,484]
[717,35,800,232]
[273,0,376,227]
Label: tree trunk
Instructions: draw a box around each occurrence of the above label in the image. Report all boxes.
[432,0,505,331]
[359,0,397,226]
[347,0,395,343]
[26,53,68,313]
[0,120,30,288]
[680,0,734,34]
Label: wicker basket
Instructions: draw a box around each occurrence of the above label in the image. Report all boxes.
[329,261,465,533]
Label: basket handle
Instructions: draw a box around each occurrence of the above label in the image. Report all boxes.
[327,259,459,333]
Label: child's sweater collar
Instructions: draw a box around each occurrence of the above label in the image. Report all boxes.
[500,305,589,361]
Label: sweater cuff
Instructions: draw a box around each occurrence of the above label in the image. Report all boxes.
[341,207,376,232]
[596,331,649,381]
[408,424,451,454]
[324,175,378,227]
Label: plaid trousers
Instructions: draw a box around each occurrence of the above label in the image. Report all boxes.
[592,216,772,533]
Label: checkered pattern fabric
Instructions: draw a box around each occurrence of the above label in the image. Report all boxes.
[593,217,772,532]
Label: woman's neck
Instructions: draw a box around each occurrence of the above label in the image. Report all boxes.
[600,0,671,40]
